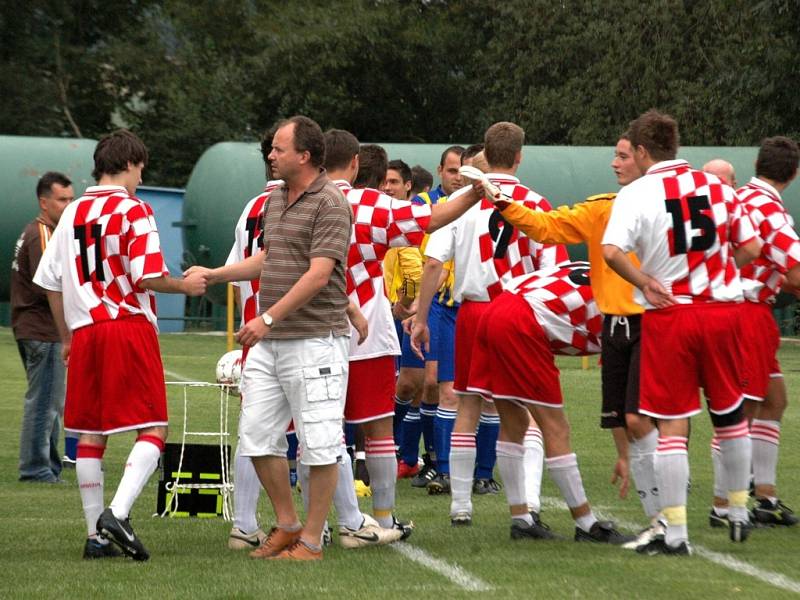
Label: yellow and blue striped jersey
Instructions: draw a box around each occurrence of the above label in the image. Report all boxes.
[414,185,458,308]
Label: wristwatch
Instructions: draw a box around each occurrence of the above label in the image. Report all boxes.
[261,312,273,327]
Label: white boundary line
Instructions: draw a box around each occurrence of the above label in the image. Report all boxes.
[390,542,492,592]
[542,496,800,595]
[164,369,193,382]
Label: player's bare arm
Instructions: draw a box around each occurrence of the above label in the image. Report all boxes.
[425,185,480,233]
[139,271,208,296]
[409,257,444,358]
[602,244,676,308]
[732,238,762,269]
[236,256,337,347]
[346,300,368,345]
[45,290,71,365]
[184,250,265,286]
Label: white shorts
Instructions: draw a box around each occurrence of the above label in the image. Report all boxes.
[239,334,349,466]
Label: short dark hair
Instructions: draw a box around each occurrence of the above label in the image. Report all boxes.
[36,171,72,199]
[484,122,524,168]
[462,143,484,163]
[324,129,360,172]
[276,115,325,168]
[387,159,412,183]
[440,145,465,167]
[92,129,148,181]
[756,136,799,184]
[259,125,279,179]
[628,110,679,161]
[410,165,433,196]
[354,144,388,189]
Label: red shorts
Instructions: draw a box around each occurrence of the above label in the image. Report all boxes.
[454,300,491,394]
[65,316,167,435]
[345,355,396,424]
[467,292,563,407]
[639,303,746,419]
[740,302,781,401]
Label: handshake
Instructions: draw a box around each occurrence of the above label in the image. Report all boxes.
[458,166,509,208]
[181,265,214,297]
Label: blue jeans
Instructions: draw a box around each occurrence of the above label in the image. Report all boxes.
[18,340,65,482]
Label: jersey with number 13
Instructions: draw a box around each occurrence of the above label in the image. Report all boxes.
[603,159,757,308]
[424,174,568,302]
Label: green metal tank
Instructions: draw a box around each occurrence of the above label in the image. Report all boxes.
[0,136,96,301]
[182,142,800,304]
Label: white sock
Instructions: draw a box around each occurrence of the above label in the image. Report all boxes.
[366,437,397,528]
[629,428,659,519]
[109,438,162,520]
[523,428,544,513]
[716,422,752,523]
[545,453,588,509]
[298,460,310,514]
[77,452,104,538]
[334,445,364,531]
[750,419,780,489]
[496,441,526,510]
[655,437,689,547]
[450,433,476,516]
[710,436,727,500]
[233,444,261,533]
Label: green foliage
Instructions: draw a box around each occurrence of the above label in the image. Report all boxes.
[1,0,798,186]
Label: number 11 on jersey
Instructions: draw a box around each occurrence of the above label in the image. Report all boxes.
[74,223,104,281]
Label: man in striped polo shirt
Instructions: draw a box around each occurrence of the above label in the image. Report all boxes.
[188,116,354,561]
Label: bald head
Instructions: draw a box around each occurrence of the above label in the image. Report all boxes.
[703,159,737,188]
[464,150,490,173]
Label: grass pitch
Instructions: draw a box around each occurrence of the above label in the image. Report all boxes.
[1,328,799,599]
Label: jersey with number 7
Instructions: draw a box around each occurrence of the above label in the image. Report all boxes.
[424,174,568,302]
[603,159,758,308]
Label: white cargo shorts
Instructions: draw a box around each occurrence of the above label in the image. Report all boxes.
[238,333,349,466]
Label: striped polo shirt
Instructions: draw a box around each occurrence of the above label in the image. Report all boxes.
[258,170,353,339]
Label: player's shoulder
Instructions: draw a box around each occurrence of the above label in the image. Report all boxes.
[585,192,617,203]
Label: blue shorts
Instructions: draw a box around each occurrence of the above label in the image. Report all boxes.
[398,319,426,369]
[429,301,458,383]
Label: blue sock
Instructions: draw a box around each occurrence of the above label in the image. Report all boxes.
[64,434,79,461]
[286,431,299,487]
[393,396,411,442]
[420,403,438,462]
[344,422,357,450]
[475,413,500,480]
[400,407,422,467]
[434,408,457,475]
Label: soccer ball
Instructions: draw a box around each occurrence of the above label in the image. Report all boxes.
[215,350,243,392]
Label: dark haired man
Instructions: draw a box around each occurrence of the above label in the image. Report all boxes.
[35,129,208,560]
[12,172,73,484]
[323,129,483,538]
[708,136,800,528]
[410,165,433,196]
[188,116,354,561]
[603,110,762,554]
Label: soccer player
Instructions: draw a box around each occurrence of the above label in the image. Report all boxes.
[411,122,569,526]
[489,133,664,547]
[702,159,737,188]
[603,109,762,555]
[410,164,433,196]
[323,129,483,536]
[410,145,466,493]
[34,130,208,560]
[469,262,633,544]
[224,130,286,550]
[707,138,800,528]
[381,159,429,479]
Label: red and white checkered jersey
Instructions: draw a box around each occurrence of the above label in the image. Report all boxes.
[424,174,569,302]
[335,180,432,360]
[504,262,601,356]
[603,160,757,307]
[33,185,168,331]
[736,177,800,304]
[225,180,283,326]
